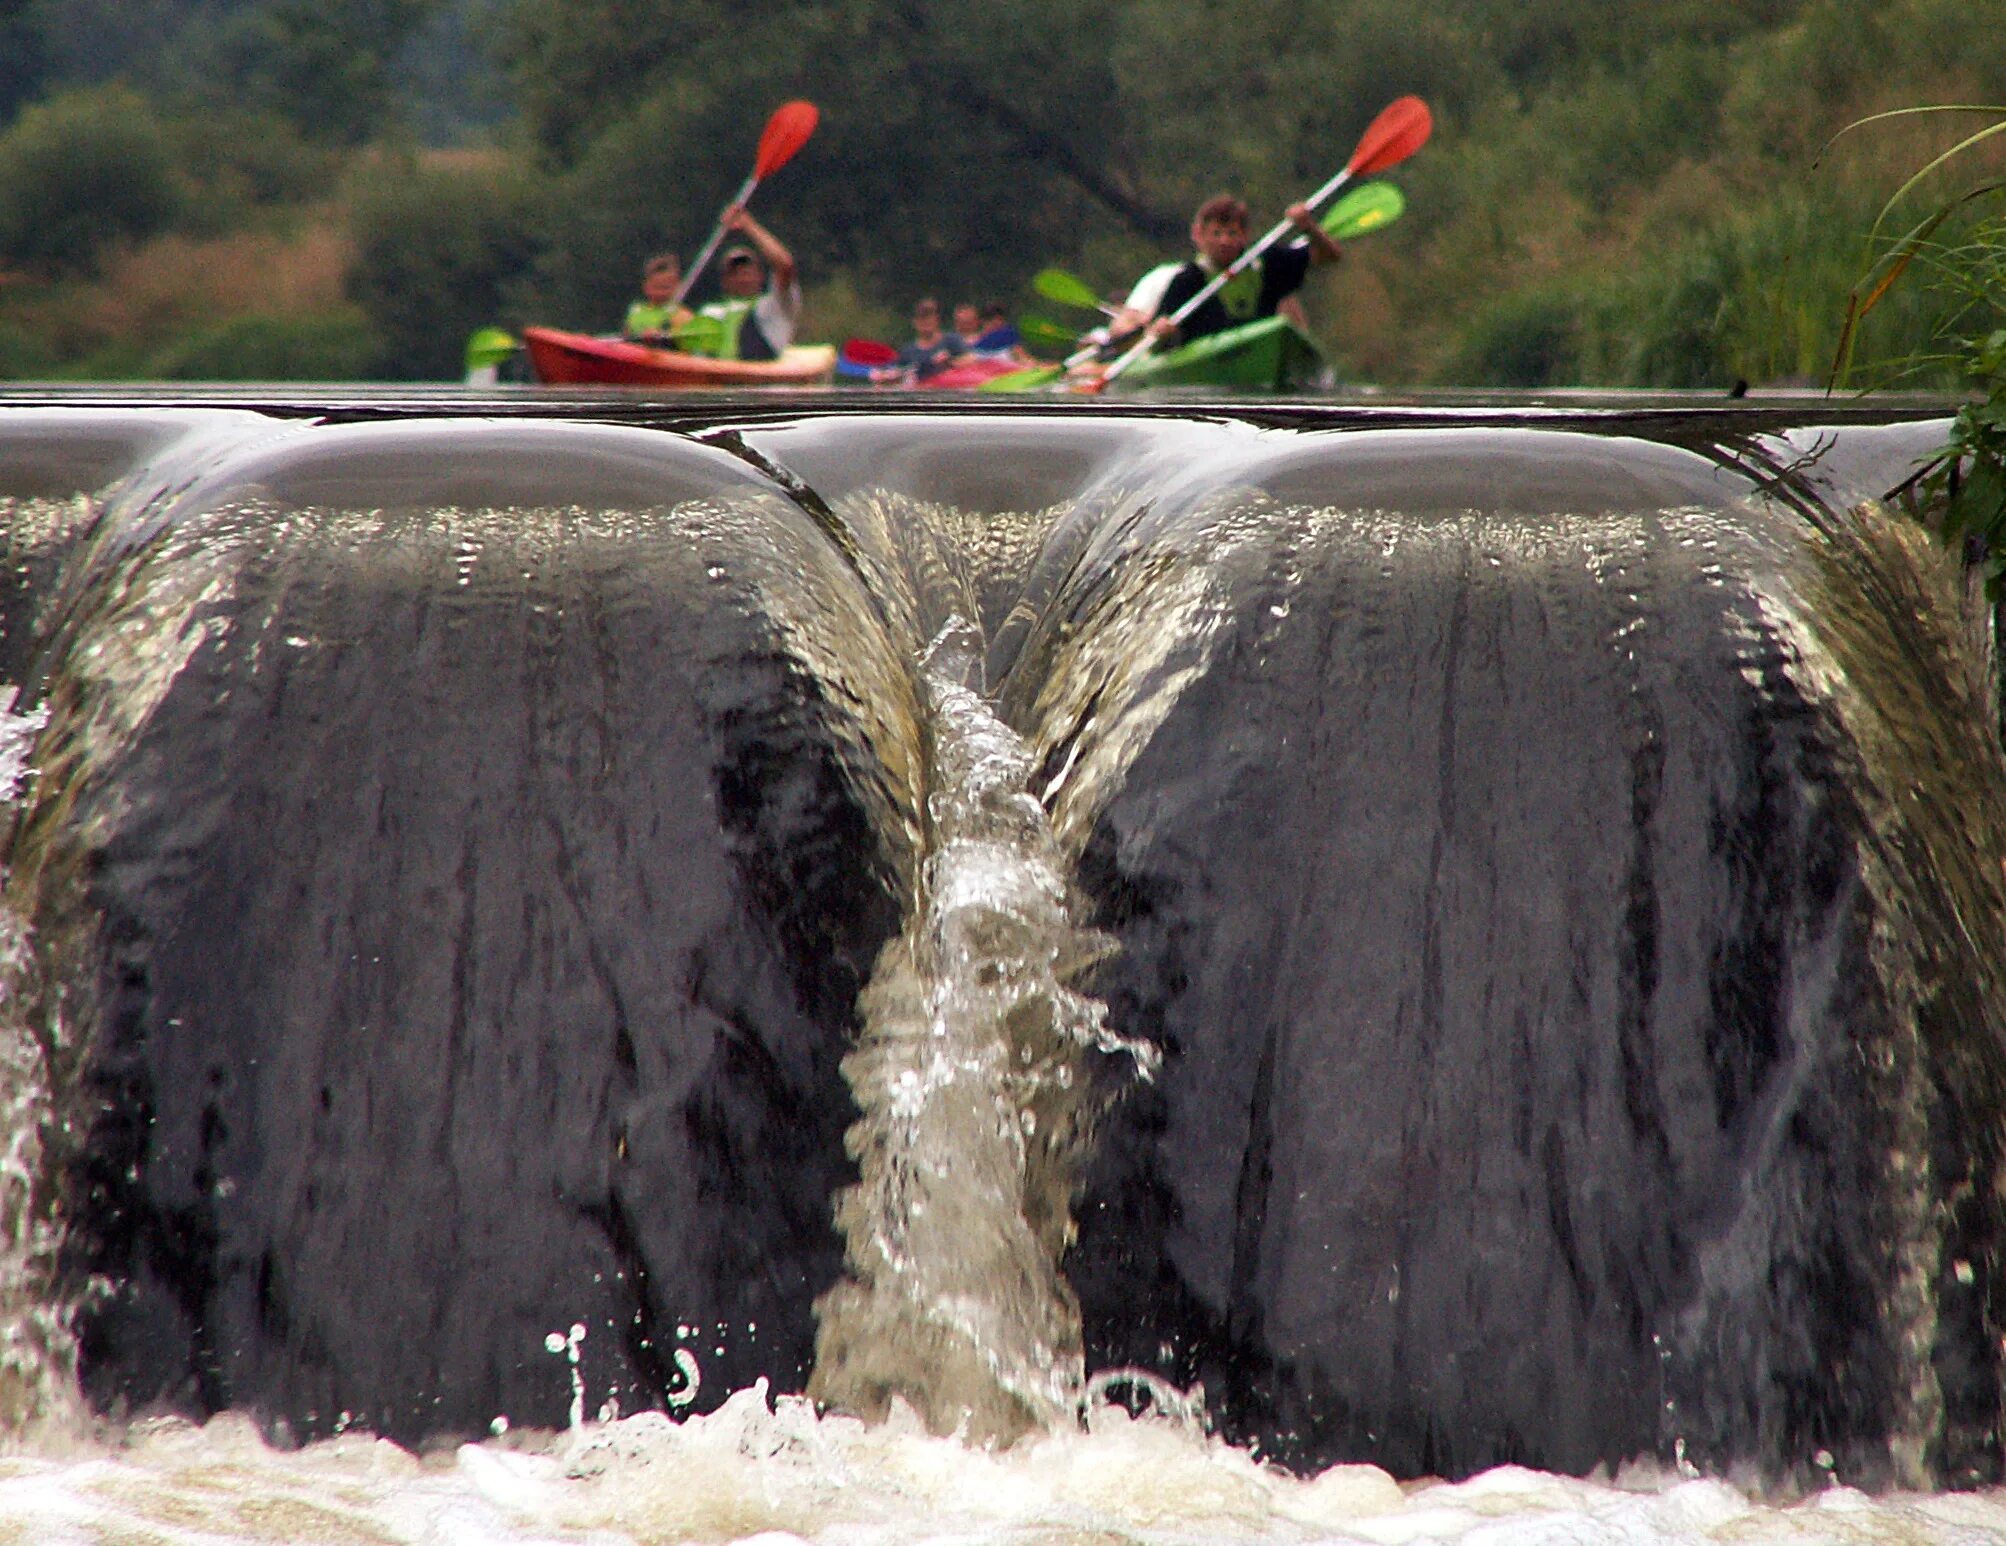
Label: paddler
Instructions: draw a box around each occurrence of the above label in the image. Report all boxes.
[1106,193,1342,348]
[688,204,801,361]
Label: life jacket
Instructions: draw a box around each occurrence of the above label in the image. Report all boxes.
[1153,256,1276,344]
[623,299,683,340]
[696,296,775,361]
[1210,263,1263,323]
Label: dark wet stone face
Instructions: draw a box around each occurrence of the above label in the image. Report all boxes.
[0,395,2001,1493]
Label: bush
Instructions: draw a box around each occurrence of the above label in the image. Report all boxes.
[166,107,341,229]
[143,308,381,381]
[0,85,188,277]
[1548,48,1727,212]
[1443,285,1591,386]
[0,322,57,380]
[1618,188,1949,389]
[346,155,545,380]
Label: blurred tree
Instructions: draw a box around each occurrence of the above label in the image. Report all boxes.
[209,0,440,145]
[0,84,187,275]
[497,0,1177,326]
[347,154,543,377]
[0,0,49,126]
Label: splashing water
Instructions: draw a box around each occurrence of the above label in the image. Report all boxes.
[0,685,78,1444]
[812,618,1158,1444]
[4,1390,2006,1544]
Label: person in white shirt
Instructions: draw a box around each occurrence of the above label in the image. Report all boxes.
[693,204,802,361]
[1106,193,1339,347]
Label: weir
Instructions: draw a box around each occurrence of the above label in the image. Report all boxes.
[0,390,2001,1496]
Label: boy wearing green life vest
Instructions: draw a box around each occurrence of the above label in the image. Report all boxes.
[687,204,801,362]
[623,254,694,344]
[1107,193,1341,348]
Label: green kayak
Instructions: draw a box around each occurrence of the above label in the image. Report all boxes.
[1112,314,1330,391]
[978,314,1331,394]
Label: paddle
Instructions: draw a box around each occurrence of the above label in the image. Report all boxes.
[1017,315,1081,350]
[1320,180,1405,241]
[674,100,820,306]
[835,337,908,384]
[841,337,900,367]
[1093,95,1431,390]
[983,295,1132,390]
[1032,267,1110,313]
[465,326,519,373]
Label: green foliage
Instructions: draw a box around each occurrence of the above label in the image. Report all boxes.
[1545,47,1726,212]
[1902,208,2006,583]
[143,308,380,380]
[484,0,2000,387]
[1933,325,2006,588]
[208,0,439,147]
[6,0,505,149]
[169,106,341,222]
[497,0,1160,315]
[346,155,543,378]
[0,6,47,124]
[1437,182,1957,391]
[5,0,2005,388]
[1828,105,2006,585]
[1626,195,1876,388]
[1445,285,1591,387]
[0,84,187,275]
[0,321,57,380]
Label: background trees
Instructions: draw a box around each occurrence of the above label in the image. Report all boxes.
[0,0,2000,385]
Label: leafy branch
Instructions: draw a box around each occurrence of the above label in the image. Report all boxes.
[1828,105,2006,588]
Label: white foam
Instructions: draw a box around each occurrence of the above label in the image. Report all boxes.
[0,1391,2001,1545]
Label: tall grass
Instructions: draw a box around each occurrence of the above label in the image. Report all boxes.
[0,224,363,379]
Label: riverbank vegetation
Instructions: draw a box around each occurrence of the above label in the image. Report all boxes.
[0,0,2000,387]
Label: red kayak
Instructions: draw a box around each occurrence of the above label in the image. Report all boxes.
[523,326,836,388]
[835,342,1038,391]
[920,357,1035,390]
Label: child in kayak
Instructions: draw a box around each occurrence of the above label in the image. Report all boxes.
[623,255,694,345]
[963,304,1034,365]
[876,298,959,383]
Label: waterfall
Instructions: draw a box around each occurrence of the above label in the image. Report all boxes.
[0,397,1999,1497]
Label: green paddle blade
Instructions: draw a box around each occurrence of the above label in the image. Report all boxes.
[978,363,1064,393]
[1321,181,1405,241]
[464,326,519,371]
[1017,314,1079,349]
[1031,267,1105,312]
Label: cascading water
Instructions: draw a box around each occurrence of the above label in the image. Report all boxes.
[809,614,1152,1441]
[0,391,2002,1543]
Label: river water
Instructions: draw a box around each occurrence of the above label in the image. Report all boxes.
[0,388,2003,1543]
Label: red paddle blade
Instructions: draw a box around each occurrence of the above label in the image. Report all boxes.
[754,100,820,179]
[1347,95,1432,176]
[842,337,899,366]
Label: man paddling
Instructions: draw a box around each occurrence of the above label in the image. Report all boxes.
[1107,193,1342,347]
[689,204,801,361]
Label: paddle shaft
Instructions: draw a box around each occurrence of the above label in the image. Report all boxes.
[674,171,759,307]
[1099,164,1356,387]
